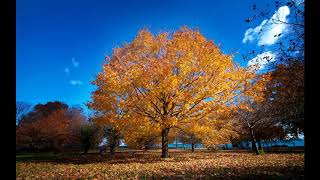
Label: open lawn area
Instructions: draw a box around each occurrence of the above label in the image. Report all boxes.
[16,150,304,179]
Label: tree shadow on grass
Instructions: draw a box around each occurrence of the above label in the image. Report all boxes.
[16,150,304,166]
[16,151,181,164]
[16,150,248,165]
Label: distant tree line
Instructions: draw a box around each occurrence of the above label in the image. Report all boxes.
[16,101,122,155]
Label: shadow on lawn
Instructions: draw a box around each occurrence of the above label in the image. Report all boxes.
[16,150,252,165]
[16,151,189,164]
[16,150,303,165]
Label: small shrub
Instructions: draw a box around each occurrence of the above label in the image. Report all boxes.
[207,146,219,152]
[259,148,265,155]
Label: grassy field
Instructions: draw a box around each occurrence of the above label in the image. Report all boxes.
[16,149,304,179]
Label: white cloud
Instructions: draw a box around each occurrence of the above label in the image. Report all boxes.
[64,68,70,74]
[248,51,276,71]
[70,80,83,85]
[242,6,290,46]
[72,57,79,68]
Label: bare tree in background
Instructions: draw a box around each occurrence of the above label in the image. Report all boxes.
[16,101,32,125]
[242,0,304,70]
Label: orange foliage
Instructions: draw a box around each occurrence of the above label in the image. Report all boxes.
[89,26,261,155]
[16,109,85,151]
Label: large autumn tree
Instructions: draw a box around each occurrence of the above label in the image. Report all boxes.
[89,27,258,158]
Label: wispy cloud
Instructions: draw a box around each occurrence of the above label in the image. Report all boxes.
[64,68,70,74]
[242,6,290,46]
[64,57,79,76]
[70,80,83,85]
[72,57,79,68]
[248,51,276,71]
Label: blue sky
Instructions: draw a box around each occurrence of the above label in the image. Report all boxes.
[17,0,294,114]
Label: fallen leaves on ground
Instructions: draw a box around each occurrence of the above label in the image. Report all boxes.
[16,150,304,179]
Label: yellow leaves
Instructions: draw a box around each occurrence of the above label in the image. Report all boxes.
[156,32,168,44]
[89,26,263,147]
[133,29,153,47]
[16,152,304,179]
[162,116,178,128]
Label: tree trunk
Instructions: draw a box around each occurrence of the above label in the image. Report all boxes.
[264,141,269,148]
[191,143,195,152]
[251,139,259,154]
[240,142,244,149]
[257,139,262,150]
[161,128,170,158]
[250,129,260,155]
[109,135,116,155]
[110,144,115,155]
[175,137,178,149]
[83,145,89,154]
